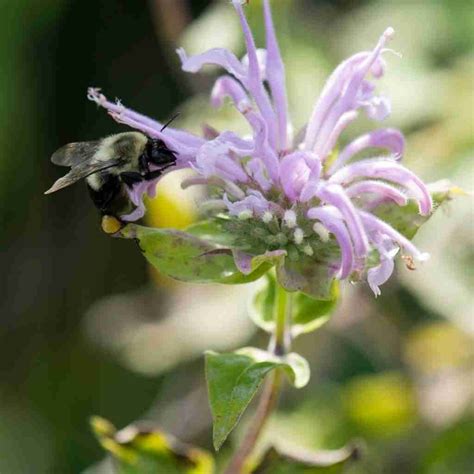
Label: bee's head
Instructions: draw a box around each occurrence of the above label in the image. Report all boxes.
[144,138,177,166]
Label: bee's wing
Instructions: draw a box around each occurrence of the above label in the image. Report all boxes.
[51,140,100,167]
[44,158,123,194]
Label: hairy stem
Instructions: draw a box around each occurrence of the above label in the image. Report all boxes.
[223,284,292,474]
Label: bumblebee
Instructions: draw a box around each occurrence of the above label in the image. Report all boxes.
[45,131,177,218]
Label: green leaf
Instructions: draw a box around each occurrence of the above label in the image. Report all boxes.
[253,443,361,474]
[373,182,463,240]
[205,349,310,450]
[249,274,339,337]
[248,273,277,333]
[90,416,214,474]
[185,219,237,247]
[118,224,236,282]
[292,281,339,337]
[114,224,283,285]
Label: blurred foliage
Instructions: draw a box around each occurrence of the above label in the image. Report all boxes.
[89,416,214,473]
[0,0,472,473]
[254,443,360,474]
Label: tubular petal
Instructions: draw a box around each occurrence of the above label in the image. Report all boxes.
[233,1,278,150]
[304,28,394,154]
[345,180,408,206]
[244,110,280,182]
[279,152,312,202]
[223,190,270,217]
[263,0,289,151]
[87,88,204,148]
[359,210,430,261]
[177,47,246,81]
[317,184,370,257]
[193,138,249,182]
[211,76,250,110]
[307,207,355,278]
[329,159,433,215]
[303,52,368,151]
[329,128,405,173]
[367,257,394,296]
[318,110,359,160]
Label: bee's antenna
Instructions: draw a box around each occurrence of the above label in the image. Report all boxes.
[160,113,180,132]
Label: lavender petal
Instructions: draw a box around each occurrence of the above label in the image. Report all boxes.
[329,128,405,173]
[307,206,355,278]
[279,152,312,202]
[233,0,278,150]
[211,75,250,110]
[359,210,430,261]
[317,183,370,257]
[329,158,433,215]
[263,0,289,151]
[177,47,246,81]
[87,88,204,148]
[367,256,394,296]
[304,28,394,155]
[345,180,408,206]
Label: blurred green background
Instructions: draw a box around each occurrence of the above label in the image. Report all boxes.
[0,0,472,472]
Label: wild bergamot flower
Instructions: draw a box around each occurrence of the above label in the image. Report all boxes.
[88,0,436,296]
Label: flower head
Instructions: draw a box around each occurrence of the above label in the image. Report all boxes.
[90,0,436,296]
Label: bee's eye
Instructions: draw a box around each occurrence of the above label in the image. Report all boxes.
[145,139,176,165]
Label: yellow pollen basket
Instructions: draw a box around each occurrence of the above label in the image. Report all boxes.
[101,215,123,235]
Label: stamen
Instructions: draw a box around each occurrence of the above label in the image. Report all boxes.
[201,199,228,212]
[283,210,297,228]
[262,211,273,223]
[303,245,314,256]
[313,222,330,242]
[293,228,304,245]
[238,210,253,220]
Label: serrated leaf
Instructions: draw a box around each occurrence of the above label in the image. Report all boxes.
[90,416,214,474]
[253,443,361,474]
[205,349,310,450]
[373,181,461,240]
[249,274,339,337]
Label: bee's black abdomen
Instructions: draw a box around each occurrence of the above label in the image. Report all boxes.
[87,173,122,215]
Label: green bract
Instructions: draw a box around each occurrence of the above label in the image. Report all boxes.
[113,221,339,299]
[111,184,457,300]
[374,184,462,240]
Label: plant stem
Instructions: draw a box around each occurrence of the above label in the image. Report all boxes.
[223,284,292,474]
[273,284,292,355]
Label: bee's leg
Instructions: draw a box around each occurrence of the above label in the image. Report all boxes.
[120,171,144,188]
[143,169,163,180]
[139,154,150,175]
[143,163,176,180]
